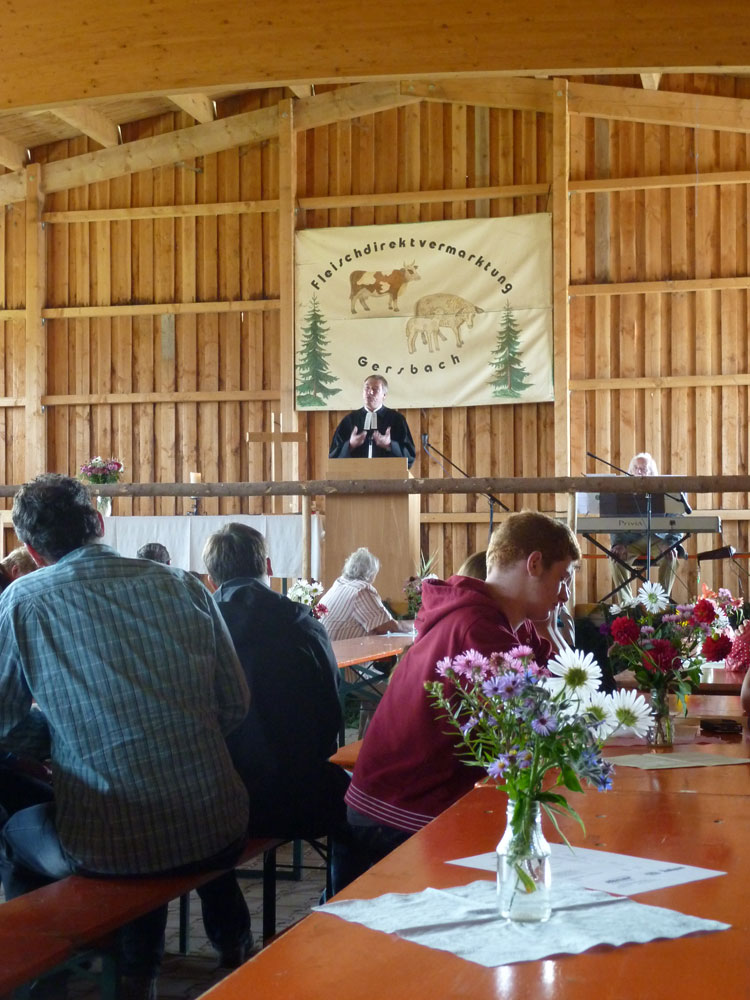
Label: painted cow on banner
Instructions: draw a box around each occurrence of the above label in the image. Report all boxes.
[349,262,420,314]
[414,293,484,347]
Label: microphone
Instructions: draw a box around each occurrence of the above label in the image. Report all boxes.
[421,433,429,451]
[680,492,692,515]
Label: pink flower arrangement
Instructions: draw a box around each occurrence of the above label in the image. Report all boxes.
[79,456,124,485]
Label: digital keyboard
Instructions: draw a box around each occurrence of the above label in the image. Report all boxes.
[577,515,721,534]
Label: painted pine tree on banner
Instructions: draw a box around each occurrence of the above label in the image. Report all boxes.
[296,295,341,407]
[488,302,532,398]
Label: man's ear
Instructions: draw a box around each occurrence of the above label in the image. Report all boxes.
[526,550,544,577]
[205,575,218,593]
[95,511,105,537]
[24,543,48,568]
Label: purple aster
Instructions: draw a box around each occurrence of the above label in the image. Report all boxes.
[452,649,490,677]
[531,710,558,736]
[460,716,478,736]
[493,673,525,698]
[487,756,509,779]
[482,676,507,697]
[435,656,454,678]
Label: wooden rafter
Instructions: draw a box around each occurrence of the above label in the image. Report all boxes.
[50,106,120,147]
[167,93,215,123]
[0,105,280,205]
[400,77,554,114]
[568,80,750,132]
[0,133,27,170]
[293,81,419,131]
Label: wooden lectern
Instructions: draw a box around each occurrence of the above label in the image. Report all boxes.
[324,457,420,615]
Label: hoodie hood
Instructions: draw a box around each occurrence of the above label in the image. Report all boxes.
[415,575,502,639]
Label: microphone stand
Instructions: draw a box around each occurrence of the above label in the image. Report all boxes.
[422,436,510,544]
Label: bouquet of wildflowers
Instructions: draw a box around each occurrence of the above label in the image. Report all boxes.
[79,456,124,485]
[605,581,739,710]
[287,578,328,620]
[425,646,650,845]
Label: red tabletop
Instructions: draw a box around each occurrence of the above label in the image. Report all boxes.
[201,753,750,1000]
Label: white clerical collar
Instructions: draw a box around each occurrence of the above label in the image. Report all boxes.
[363,408,380,430]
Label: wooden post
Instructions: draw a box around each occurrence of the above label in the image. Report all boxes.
[301,493,312,580]
[25,165,47,478]
[552,79,570,506]
[277,97,298,513]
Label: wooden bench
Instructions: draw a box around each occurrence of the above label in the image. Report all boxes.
[0,836,282,1000]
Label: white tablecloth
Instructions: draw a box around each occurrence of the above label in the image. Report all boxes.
[101,514,322,579]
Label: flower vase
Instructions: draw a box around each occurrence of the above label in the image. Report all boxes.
[647,686,673,747]
[96,495,113,517]
[496,798,551,922]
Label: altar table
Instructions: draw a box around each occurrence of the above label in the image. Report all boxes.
[100,514,322,579]
[200,754,750,999]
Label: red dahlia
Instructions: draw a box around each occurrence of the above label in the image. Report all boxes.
[692,598,716,625]
[701,633,732,662]
[642,638,681,674]
[611,616,640,645]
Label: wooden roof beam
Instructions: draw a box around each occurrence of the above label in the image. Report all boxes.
[0,133,28,170]
[50,106,120,147]
[400,77,554,114]
[167,93,216,123]
[293,81,419,132]
[568,80,750,132]
[0,104,279,205]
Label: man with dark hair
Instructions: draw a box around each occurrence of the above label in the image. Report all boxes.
[203,522,347,841]
[136,541,171,565]
[328,373,416,468]
[343,511,581,881]
[0,475,252,1000]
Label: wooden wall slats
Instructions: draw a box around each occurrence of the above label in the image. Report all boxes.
[1,82,748,601]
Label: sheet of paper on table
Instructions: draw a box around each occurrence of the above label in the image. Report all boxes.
[448,842,725,896]
[604,751,750,770]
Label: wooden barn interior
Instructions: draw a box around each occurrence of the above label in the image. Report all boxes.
[0,1,749,608]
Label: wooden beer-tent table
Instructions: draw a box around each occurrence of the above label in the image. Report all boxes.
[200,734,750,999]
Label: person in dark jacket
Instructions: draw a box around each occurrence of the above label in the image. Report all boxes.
[202,522,348,839]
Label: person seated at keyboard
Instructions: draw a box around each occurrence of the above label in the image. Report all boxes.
[609,452,682,599]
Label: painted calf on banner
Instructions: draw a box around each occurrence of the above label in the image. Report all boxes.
[350,262,420,314]
[414,293,484,347]
[405,315,447,354]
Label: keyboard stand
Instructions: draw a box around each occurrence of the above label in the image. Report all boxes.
[584,531,689,605]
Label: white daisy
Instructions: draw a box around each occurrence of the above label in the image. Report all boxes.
[616,590,639,609]
[546,647,602,698]
[609,688,653,737]
[584,690,618,738]
[637,581,669,613]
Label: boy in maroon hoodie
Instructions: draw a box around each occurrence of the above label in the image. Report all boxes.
[341,511,580,881]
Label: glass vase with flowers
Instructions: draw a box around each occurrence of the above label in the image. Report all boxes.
[425,645,651,922]
[605,581,740,747]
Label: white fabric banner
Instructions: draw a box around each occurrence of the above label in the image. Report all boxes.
[100,514,322,579]
[295,215,553,411]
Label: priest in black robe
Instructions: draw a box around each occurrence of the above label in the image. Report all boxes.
[329,373,416,469]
